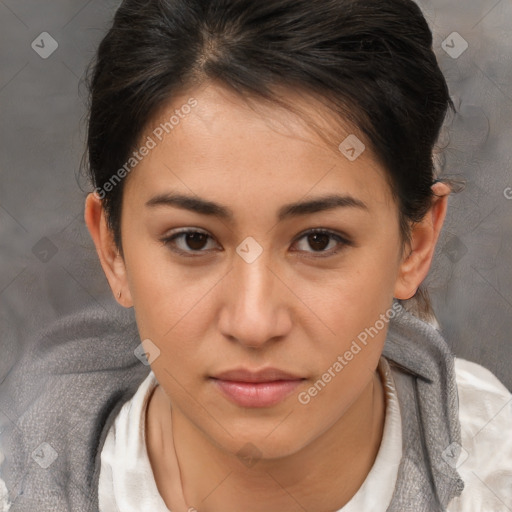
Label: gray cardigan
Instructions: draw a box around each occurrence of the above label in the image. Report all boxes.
[0,300,464,511]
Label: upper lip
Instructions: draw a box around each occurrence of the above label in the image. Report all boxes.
[211,368,305,382]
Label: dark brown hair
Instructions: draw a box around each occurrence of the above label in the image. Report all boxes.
[83,0,459,322]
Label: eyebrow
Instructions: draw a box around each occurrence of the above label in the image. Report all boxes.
[145,192,368,222]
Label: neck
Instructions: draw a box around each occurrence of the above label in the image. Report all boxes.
[146,367,386,512]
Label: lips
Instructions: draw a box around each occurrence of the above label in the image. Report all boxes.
[210,367,306,408]
[212,367,304,382]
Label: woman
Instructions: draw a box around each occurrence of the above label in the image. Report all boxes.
[1,0,511,511]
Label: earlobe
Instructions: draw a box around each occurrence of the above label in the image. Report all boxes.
[394,182,451,300]
[84,192,133,307]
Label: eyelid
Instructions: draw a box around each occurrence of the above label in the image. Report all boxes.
[293,227,353,245]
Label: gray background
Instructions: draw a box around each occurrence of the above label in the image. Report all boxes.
[1,0,511,389]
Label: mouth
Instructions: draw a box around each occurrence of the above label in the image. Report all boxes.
[210,368,306,408]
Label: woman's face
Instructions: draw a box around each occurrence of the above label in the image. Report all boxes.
[109,82,407,457]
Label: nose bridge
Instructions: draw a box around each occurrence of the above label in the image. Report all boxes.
[237,250,274,307]
[220,243,290,346]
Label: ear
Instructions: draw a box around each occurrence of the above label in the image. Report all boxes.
[84,192,133,307]
[394,182,451,300]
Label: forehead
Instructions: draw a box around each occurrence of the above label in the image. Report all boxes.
[124,82,393,212]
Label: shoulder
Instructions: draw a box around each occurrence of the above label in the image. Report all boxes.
[448,358,512,511]
[455,357,510,395]
[454,357,511,440]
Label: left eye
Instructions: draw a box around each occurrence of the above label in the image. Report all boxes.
[292,229,349,256]
[160,228,350,257]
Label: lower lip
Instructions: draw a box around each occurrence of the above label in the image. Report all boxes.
[211,379,304,408]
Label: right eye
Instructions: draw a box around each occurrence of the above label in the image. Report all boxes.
[160,228,220,257]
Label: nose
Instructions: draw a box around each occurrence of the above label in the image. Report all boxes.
[218,248,292,349]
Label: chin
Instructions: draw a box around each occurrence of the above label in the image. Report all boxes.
[210,425,310,463]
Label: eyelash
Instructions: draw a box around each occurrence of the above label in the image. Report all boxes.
[160,228,353,258]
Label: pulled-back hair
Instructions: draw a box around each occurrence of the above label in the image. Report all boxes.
[83,0,458,322]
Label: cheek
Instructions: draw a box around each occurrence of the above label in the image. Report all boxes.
[125,252,225,382]
[130,270,210,342]
[304,246,398,378]
[312,256,398,335]
[296,283,390,436]
[122,230,210,335]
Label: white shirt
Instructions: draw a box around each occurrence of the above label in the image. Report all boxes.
[95,356,512,512]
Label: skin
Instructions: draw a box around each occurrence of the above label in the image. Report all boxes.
[85,81,450,512]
